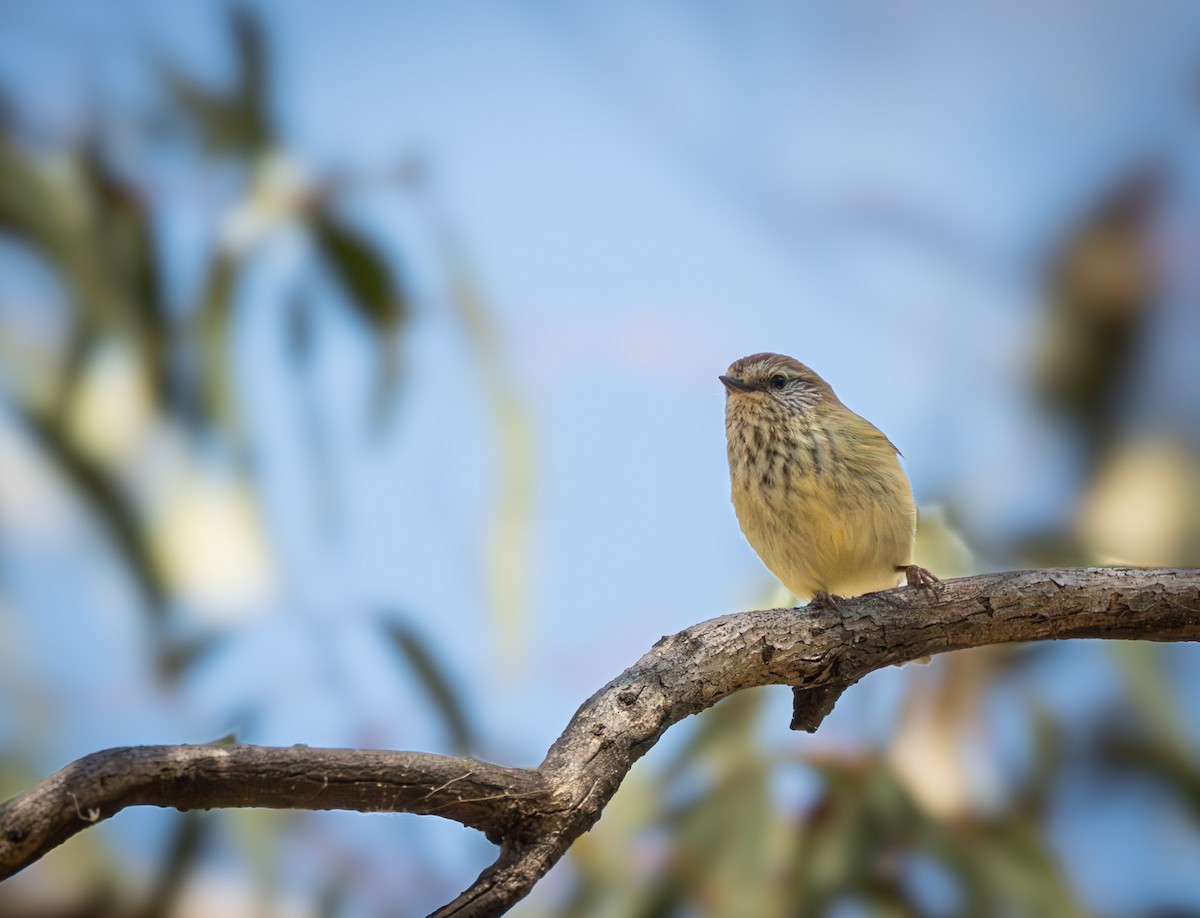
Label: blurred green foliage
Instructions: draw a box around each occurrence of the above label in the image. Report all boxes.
[0,6,408,641]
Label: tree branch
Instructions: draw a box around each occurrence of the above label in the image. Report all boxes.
[2,568,1199,916]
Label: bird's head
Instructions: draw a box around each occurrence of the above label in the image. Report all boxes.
[720,353,835,417]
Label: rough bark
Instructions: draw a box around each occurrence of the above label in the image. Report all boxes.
[2,568,1198,916]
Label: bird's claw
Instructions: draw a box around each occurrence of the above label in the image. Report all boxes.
[903,565,940,589]
[809,590,845,612]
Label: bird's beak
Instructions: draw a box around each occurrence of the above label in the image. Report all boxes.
[719,374,754,393]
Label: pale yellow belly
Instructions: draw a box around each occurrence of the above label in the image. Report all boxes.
[733,478,914,601]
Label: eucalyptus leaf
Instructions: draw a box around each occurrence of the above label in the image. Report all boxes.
[311,212,409,425]
[379,617,476,754]
[13,405,167,616]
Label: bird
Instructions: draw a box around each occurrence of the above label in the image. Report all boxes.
[721,352,936,605]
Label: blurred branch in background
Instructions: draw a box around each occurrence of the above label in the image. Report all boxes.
[416,189,536,674]
[1036,170,1162,458]
[1021,166,1200,572]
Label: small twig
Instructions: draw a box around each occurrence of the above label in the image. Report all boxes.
[790,680,856,732]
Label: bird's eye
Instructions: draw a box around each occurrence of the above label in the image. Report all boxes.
[769,375,787,390]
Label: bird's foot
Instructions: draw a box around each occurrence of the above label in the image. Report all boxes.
[902,565,940,589]
[809,590,845,611]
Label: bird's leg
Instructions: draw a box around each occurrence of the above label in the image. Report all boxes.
[900,564,939,588]
[894,566,937,665]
